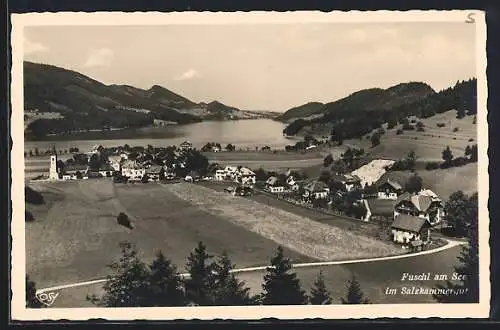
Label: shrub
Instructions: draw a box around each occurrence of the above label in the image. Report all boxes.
[453,127,459,132]
[396,129,403,135]
[468,138,474,142]
[25,211,35,222]
[451,157,469,167]
[437,123,446,128]
[425,162,441,170]
[117,212,133,229]
[25,186,44,205]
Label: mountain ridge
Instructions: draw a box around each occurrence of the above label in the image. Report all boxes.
[23,61,276,138]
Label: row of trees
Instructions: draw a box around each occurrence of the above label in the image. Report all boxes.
[24,243,370,308]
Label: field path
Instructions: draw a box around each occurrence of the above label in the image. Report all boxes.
[36,238,464,295]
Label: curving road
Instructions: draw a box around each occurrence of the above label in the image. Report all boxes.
[36,238,465,295]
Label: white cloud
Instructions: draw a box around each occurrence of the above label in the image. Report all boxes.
[84,48,114,67]
[174,68,201,81]
[24,37,48,55]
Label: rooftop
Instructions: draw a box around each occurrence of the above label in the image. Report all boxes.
[391,214,428,233]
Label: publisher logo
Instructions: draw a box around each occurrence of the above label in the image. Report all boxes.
[36,291,60,307]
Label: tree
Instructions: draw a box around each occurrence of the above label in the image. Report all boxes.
[323,154,334,168]
[341,274,370,304]
[254,168,267,181]
[148,251,185,306]
[88,242,151,307]
[406,150,417,171]
[464,145,472,158]
[29,150,33,157]
[404,173,423,194]
[212,252,254,305]
[184,241,217,306]
[26,276,43,308]
[445,191,476,237]
[470,144,478,162]
[434,193,478,302]
[34,147,39,156]
[88,153,103,171]
[225,144,235,152]
[261,246,307,305]
[442,146,454,165]
[318,170,331,184]
[117,212,133,229]
[141,174,150,183]
[370,132,381,147]
[310,271,332,305]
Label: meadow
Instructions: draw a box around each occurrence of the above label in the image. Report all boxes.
[25,180,313,290]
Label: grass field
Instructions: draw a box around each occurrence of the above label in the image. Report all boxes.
[166,183,403,261]
[324,111,476,162]
[378,162,478,201]
[25,180,313,289]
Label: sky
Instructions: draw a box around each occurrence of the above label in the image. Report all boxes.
[24,23,476,112]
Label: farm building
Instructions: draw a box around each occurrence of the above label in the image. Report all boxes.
[391,214,431,245]
[377,179,403,200]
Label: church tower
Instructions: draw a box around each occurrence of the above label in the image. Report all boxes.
[49,154,58,180]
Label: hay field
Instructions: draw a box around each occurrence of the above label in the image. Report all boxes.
[341,111,476,161]
[166,183,404,262]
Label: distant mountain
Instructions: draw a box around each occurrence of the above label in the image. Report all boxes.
[23,61,274,138]
[282,79,477,139]
[277,102,325,122]
[278,82,435,122]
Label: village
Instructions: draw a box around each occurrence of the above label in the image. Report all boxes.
[40,140,449,252]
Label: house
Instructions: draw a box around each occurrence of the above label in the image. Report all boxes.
[145,165,164,182]
[215,169,226,181]
[286,175,299,191]
[265,176,285,193]
[179,141,193,151]
[224,166,238,180]
[363,199,397,223]
[303,180,330,200]
[394,191,444,226]
[212,145,221,152]
[236,167,256,186]
[342,174,362,192]
[391,214,431,245]
[95,164,115,177]
[121,160,146,181]
[234,185,253,196]
[90,145,104,154]
[108,155,123,172]
[377,179,403,200]
[330,174,361,192]
[185,170,201,182]
[61,163,89,179]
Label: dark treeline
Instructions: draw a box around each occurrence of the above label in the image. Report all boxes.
[283,79,477,141]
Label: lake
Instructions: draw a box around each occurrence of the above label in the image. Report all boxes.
[24,119,300,152]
